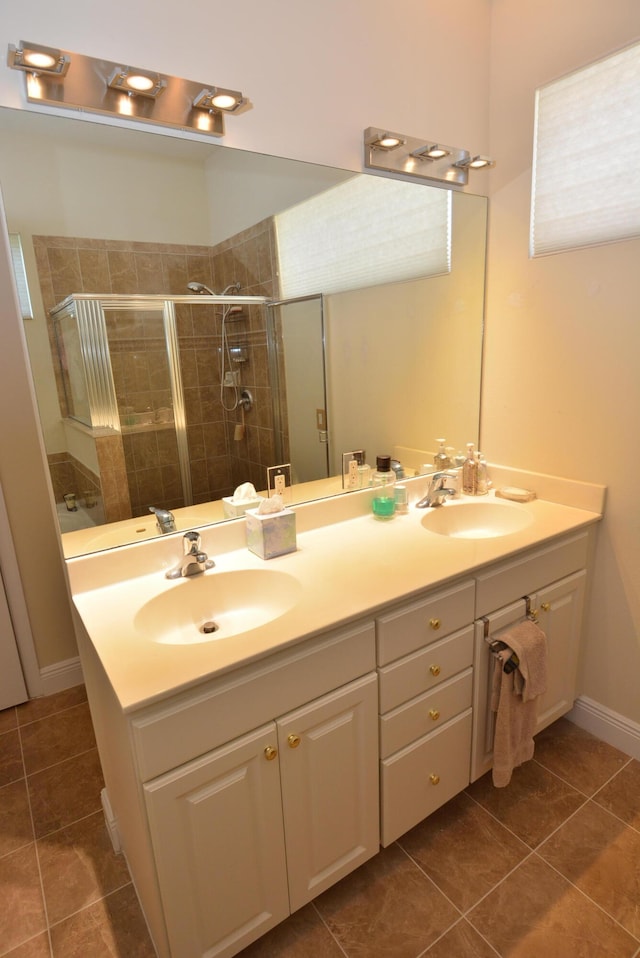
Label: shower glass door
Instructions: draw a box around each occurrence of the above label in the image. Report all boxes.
[103,301,190,516]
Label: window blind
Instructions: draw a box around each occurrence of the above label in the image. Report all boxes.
[275,175,451,299]
[530,41,640,257]
[8,233,34,319]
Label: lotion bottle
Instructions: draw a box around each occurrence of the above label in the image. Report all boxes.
[462,442,478,495]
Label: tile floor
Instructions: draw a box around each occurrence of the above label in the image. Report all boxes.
[1,685,639,958]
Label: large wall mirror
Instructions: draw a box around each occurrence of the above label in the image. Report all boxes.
[0,106,487,558]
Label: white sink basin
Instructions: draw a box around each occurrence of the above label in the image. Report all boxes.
[133,569,302,645]
[421,500,533,539]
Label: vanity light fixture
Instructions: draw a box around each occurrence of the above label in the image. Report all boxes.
[453,154,496,171]
[6,41,251,138]
[107,67,167,99]
[192,86,247,114]
[7,42,70,77]
[364,127,495,186]
[411,144,451,161]
[365,130,406,151]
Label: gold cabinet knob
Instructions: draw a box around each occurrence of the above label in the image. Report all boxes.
[430,774,440,786]
[429,709,440,721]
[429,664,441,677]
[541,602,551,613]
[429,617,441,630]
[264,746,278,761]
[287,734,301,749]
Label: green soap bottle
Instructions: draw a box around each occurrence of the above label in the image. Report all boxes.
[371,455,396,519]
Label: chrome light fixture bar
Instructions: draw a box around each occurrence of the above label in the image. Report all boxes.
[6,41,251,137]
[364,127,495,186]
[7,42,70,77]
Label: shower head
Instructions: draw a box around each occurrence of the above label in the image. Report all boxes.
[187,281,242,296]
[187,282,216,295]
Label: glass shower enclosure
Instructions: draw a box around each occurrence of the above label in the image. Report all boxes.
[51,293,268,526]
[50,292,330,532]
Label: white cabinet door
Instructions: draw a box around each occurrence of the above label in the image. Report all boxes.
[532,569,586,730]
[144,723,289,958]
[277,672,379,912]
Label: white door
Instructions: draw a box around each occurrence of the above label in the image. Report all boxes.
[277,672,379,912]
[144,722,289,958]
[0,569,28,709]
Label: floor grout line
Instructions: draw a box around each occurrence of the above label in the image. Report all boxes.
[16,717,54,958]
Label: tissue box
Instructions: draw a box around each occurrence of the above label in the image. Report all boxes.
[222,496,264,519]
[245,508,297,559]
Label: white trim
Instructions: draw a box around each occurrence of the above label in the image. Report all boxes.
[40,655,84,696]
[0,483,43,698]
[568,695,640,761]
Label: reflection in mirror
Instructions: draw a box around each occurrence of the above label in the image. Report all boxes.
[0,106,487,558]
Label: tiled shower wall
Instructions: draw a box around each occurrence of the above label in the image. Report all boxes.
[33,218,284,520]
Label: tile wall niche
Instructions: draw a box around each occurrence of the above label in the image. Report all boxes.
[33,218,285,523]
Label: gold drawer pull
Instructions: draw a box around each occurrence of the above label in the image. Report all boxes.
[429,709,440,721]
[429,664,441,677]
[287,734,301,749]
[264,746,278,761]
[429,617,441,630]
[541,602,551,613]
[430,774,440,786]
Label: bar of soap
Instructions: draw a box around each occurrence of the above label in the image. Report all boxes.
[495,486,536,503]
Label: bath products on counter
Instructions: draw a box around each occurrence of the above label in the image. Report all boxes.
[371,454,396,519]
[433,439,451,470]
[462,443,477,495]
[355,450,372,488]
[462,443,489,495]
[476,452,489,495]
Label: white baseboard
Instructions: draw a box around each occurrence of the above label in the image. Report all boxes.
[568,696,640,761]
[40,656,84,696]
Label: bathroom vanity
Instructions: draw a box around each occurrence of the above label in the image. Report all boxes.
[66,468,604,958]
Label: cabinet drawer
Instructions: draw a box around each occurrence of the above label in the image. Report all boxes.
[380,668,472,759]
[376,580,475,667]
[132,620,375,781]
[475,533,588,617]
[380,710,472,846]
[378,625,473,714]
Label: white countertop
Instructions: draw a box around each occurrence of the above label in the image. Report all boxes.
[66,470,605,715]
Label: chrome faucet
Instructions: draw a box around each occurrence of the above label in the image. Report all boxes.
[166,531,215,579]
[415,471,458,508]
[149,505,176,534]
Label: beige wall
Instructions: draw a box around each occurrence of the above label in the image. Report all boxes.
[0,0,638,731]
[485,1,640,721]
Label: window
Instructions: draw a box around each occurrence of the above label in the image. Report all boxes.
[275,175,451,299]
[530,41,640,257]
[8,233,34,319]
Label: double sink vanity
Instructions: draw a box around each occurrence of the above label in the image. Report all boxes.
[65,465,605,958]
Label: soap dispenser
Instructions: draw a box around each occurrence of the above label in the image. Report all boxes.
[462,443,478,495]
[433,439,451,471]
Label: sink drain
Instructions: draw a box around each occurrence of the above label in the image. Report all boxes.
[201,620,219,634]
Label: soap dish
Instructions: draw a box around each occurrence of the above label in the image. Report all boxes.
[495,486,536,503]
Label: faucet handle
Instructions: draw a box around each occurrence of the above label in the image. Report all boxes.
[183,530,201,554]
